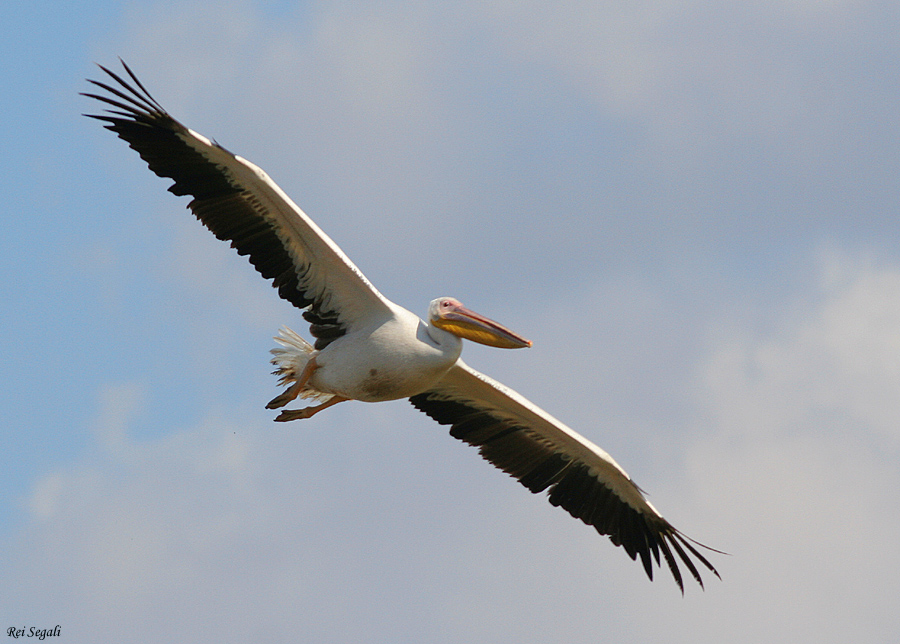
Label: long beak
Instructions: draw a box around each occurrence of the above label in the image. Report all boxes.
[434,302,532,349]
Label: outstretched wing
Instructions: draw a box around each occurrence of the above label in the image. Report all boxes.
[410,361,720,591]
[84,61,394,348]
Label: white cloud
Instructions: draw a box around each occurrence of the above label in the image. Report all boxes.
[8,247,899,642]
[467,0,888,185]
[703,249,900,444]
[314,4,434,121]
[95,0,900,294]
[660,249,900,641]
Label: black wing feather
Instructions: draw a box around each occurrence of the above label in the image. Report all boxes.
[410,391,721,592]
[84,61,345,346]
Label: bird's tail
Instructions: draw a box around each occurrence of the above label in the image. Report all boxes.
[269,327,332,402]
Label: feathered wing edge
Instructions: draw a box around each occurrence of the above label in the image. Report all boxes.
[410,362,722,592]
[83,60,390,349]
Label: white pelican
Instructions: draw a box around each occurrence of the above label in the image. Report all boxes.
[84,61,720,591]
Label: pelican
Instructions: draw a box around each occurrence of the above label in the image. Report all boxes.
[84,61,720,591]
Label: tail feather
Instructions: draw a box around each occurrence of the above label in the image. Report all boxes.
[270,327,332,402]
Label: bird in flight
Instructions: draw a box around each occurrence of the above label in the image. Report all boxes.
[84,60,720,591]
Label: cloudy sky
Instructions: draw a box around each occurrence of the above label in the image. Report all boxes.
[3,1,899,641]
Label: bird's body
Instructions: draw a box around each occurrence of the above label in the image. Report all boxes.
[84,61,720,591]
[308,303,460,402]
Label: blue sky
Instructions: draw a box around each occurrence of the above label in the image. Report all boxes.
[3,1,899,642]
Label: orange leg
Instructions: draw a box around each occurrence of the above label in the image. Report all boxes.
[274,395,349,422]
[266,356,319,409]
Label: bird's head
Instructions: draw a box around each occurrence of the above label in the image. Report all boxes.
[428,297,532,349]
